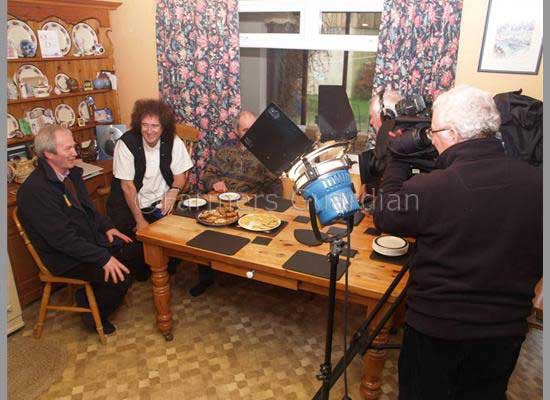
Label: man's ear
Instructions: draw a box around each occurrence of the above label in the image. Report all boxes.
[43,151,54,161]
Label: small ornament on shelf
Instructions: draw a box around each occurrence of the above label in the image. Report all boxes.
[83,80,94,91]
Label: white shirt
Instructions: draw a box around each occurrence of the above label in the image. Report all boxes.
[113,136,193,208]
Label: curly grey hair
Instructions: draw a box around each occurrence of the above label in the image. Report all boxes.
[34,124,71,158]
[233,110,256,131]
[433,85,501,140]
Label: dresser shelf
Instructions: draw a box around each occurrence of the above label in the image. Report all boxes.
[8,89,113,105]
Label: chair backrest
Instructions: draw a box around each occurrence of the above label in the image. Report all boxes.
[12,207,54,277]
[175,124,200,157]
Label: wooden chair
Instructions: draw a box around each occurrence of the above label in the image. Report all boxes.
[12,207,107,344]
[175,123,200,192]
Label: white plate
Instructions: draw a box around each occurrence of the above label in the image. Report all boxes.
[13,64,46,85]
[55,72,71,93]
[7,19,37,57]
[29,107,46,116]
[55,103,76,127]
[181,198,207,208]
[41,21,72,55]
[372,235,409,257]
[238,213,282,232]
[218,192,241,202]
[78,100,91,121]
[7,114,19,139]
[71,22,98,55]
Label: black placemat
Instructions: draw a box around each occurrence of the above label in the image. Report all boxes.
[364,227,382,236]
[294,229,327,246]
[283,250,350,280]
[369,250,411,266]
[174,201,220,219]
[293,215,310,224]
[187,230,250,255]
[252,236,272,246]
[244,196,293,213]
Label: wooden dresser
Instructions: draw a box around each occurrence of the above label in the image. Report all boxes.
[7,160,113,306]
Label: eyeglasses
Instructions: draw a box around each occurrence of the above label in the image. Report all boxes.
[426,127,450,140]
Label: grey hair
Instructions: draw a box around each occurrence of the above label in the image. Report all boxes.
[34,124,71,158]
[233,110,256,131]
[433,85,501,140]
[369,89,403,118]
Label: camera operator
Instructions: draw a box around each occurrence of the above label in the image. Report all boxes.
[359,89,437,207]
[358,89,403,202]
[374,85,542,400]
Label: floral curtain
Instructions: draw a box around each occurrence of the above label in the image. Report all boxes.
[373,0,463,98]
[156,0,241,191]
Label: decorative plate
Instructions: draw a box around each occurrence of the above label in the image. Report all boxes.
[55,72,71,93]
[42,21,71,55]
[181,198,207,208]
[54,103,76,127]
[7,19,38,57]
[7,114,19,139]
[218,192,241,202]
[372,235,409,257]
[238,213,281,232]
[197,207,239,227]
[13,64,46,85]
[78,100,91,121]
[29,107,46,116]
[71,22,98,55]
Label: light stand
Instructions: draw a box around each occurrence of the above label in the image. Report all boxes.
[307,198,355,400]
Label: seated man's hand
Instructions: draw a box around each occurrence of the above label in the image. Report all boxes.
[102,256,130,283]
[213,181,228,193]
[105,228,133,244]
[161,189,179,216]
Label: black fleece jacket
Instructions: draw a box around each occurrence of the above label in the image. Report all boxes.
[17,159,114,276]
[374,138,542,340]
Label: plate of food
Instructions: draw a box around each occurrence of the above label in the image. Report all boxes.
[197,206,239,226]
[181,197,207,208]
[238,213,281,232]
[218,192,241,202]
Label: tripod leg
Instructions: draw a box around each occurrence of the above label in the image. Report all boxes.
[360,301,393,400]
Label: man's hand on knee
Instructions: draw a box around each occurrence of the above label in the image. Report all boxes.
[103,256,130,283]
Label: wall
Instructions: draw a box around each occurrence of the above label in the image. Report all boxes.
[109,0,544,126]
[455,0,543,100]
[110,0,159,125]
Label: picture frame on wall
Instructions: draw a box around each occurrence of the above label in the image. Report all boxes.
[478,0,543,74]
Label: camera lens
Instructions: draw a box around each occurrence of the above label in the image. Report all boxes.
[267,107,280,120]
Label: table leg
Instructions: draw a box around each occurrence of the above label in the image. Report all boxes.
[360,302,394,400]
[143,244,173,340]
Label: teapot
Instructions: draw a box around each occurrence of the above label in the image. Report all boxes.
[11,157,37,184]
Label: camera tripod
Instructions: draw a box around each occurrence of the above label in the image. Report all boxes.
[307,200,410,400]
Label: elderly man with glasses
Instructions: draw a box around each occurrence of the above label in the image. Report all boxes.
[374,85,542,400]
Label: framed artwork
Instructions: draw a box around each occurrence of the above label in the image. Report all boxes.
[478,0,543,74]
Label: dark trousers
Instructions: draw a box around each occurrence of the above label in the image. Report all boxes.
[398,324,524,400]
[62,242,136,318]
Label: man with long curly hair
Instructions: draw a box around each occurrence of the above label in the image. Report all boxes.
[107,99,193,281]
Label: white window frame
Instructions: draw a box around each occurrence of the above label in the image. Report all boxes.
[239,0,383,52]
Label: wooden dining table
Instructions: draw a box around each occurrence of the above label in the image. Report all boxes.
[136,194,408,400]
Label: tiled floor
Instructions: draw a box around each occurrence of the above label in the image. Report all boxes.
[12,267,542,400]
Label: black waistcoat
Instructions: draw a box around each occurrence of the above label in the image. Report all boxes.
[107,130,174,232]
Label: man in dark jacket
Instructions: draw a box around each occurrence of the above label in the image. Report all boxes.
[374,85,542,400]
[17,124,137,335]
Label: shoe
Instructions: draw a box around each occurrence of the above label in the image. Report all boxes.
[189,279,214,297]
[81,314,116,335]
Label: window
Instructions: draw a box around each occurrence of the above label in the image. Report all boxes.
[239,1,382,148]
